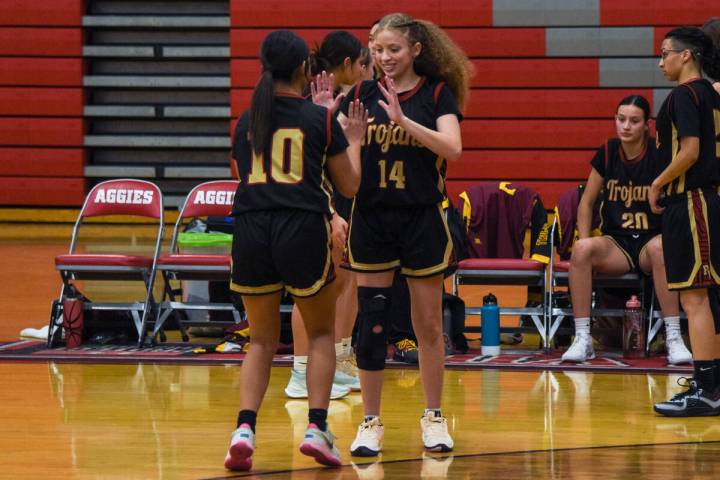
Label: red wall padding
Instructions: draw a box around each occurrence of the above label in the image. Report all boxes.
[0,148,84,176]
[600,1,719,26]
[230,1,492,27]
[446,151,592,181]
[231,58,599,88]
[0,0,83,26]
[0,58,83,86]
[230,27,544,58]
[0,88,83,116]
[0,177,85,206]
[0,118,83,146]
[462,120,614,149]
[0,0,84,206]
[0,28,82,56]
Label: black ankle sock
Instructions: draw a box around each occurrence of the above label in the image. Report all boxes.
[694,360,716,391]
[237,409,257,432]
[309,408,328,431]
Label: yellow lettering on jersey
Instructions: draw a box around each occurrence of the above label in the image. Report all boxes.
[378,160,406,189]
[272,129,304,184]
[499,182,517,196]
[248,151,267,184]
[247,129,304,184]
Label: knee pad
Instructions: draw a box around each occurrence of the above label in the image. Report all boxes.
[355,286,392,371]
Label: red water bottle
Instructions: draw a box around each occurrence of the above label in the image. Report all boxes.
[622,295,646,358]
[62,297,84,349]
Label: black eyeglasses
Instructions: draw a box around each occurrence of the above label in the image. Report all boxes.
[660,49,686,59]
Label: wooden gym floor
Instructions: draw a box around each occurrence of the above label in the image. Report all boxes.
[0,229,718,479]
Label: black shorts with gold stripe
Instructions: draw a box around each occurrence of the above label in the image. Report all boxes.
[230,209,334,297]
[603,233,657,274]
[661,188,720,291]
[346,202,452,278]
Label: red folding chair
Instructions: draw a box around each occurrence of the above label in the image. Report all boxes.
[152,180,242,341]
[452,182,550,349]
[50,179,164,348]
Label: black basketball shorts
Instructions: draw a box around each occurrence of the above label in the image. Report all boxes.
[661,189,720,290]
[346,202,452,278]
[230,209,335,297]
[604,233,657,274]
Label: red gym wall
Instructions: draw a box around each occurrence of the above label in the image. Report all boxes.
[0,0,85,206]
[1,1,718,208]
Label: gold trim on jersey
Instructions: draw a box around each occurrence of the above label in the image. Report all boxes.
[602,235,634,270]
[459,191,471,231]
[401,203,452,277]
[435,155,445,198]
[699,191,720,284]
[320,149,334,214]
[670,122,686,195]
[553,207,563,243]
[230,280,284,295]
[667,192,702,289]
[286,216,333,297]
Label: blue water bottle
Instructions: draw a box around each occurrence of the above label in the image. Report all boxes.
[481,293,501,356]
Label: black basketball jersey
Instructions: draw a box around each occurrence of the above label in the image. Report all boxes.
[656,78,720,196]
[231,94,348,215]
[591,138,664,236]
[340,77,462,207]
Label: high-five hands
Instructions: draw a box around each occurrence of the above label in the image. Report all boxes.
[377,77,405,125]
[310,71,345,113]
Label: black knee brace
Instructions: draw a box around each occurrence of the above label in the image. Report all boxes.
[355,286,392,371]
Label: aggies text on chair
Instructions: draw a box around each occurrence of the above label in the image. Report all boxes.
[152,180,241,342]
[51,179,164,348]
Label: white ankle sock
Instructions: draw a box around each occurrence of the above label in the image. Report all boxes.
[293,355,308,373]
[574,317,591,335]
[664,316,681,336]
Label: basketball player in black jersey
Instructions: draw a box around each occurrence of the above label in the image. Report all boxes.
[284,30,367,401]
[223,30,368,470]
[651,27,720,417]
[337,13,473,456]
[562,95,691,365]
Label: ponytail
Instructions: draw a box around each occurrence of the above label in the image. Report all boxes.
[308,31,362,77]
[248,30,309,155]
[249,71,275,155]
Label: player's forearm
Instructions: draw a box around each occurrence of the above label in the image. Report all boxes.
[397,116,462,161]
[652,150,698,189]
[576,201,593,239]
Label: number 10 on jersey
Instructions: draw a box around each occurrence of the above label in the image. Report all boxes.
[378,159,406,189]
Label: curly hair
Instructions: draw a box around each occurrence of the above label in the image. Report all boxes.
[376,12,474,111]
[665,26,720,82]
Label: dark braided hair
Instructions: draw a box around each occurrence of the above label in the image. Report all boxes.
[665,26,720,81]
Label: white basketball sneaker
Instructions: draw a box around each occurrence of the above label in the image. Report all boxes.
[561,333,595,362]
[666,331,692,365]
[350,417,384,457]
[284,368,351,399]
[224,424,255,471]
[420,412,453,452]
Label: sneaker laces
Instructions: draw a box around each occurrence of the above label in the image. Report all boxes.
[423,415,448,437]
[358,419,382,440]
[669,377,698,401]
[396,339,418,352]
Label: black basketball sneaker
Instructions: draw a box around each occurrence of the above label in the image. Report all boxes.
[653,377,720,417]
